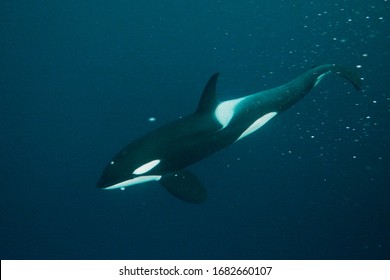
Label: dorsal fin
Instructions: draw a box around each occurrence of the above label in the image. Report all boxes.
[195,73,219,113]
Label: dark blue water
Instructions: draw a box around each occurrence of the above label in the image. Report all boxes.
[1,0,389,259]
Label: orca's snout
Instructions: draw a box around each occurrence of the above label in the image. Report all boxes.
[96,175,106,189]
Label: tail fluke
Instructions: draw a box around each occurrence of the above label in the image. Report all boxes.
[331,65,361,91]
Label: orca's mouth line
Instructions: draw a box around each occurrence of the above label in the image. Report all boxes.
[103,175,162,190]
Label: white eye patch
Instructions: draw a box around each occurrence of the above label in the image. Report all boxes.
[133,159,161,175]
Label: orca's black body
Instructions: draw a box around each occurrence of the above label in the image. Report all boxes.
[97,64,360,203]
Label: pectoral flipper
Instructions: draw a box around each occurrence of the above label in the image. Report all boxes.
[160,170,207,204]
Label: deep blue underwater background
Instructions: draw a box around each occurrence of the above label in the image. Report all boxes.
[1,0,389,260]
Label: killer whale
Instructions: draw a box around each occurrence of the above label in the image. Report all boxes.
[97,64,360,203]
